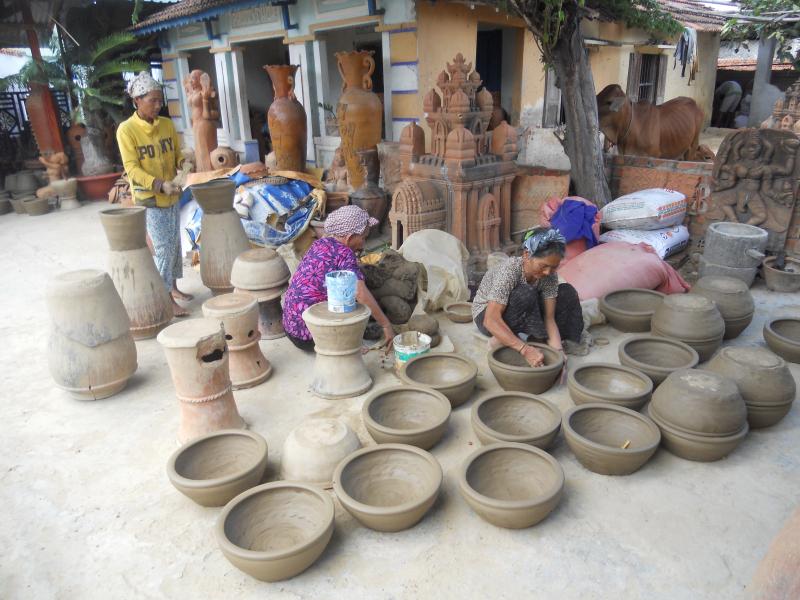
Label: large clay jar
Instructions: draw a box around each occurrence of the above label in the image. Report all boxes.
[692,276,754,340]
[157,318,245,443]
[230,248,290,340]
[99,207,173,339]
[651,294,725,362]
[336,50,382,189]
[46,269,138,400]
[202,293,272,389]
[264,65,307,172]
[349,148,387,227]
[190,179,251,294]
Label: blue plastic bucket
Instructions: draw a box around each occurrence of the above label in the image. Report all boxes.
[325,270,357,313]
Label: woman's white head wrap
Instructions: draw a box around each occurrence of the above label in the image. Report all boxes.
[127,71,161,98]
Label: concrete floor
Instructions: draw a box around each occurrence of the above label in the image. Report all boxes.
[1,201,798,600]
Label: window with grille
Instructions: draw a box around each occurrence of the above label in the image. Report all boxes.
[626,52,668,105]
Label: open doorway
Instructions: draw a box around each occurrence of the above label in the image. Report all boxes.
[476,23,522,125]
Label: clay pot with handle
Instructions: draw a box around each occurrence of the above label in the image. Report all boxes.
[264,65,307,172]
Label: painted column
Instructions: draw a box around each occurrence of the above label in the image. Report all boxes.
[230,46,253,143]
[385,25,419,142]
[312,38,330,136]
[381,30,393,140]
[211,47,235,148]
[288,41,316,166]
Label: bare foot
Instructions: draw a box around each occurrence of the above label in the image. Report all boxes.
[487,336,504,352]
[171,299,189,317]
[172,288,194,302]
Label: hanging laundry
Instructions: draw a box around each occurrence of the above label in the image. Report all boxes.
[673,27,698,84]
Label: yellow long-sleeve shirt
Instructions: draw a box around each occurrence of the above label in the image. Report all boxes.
[116,112,181,208]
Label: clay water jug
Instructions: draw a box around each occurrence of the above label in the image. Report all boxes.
[336,50,383,189]
[99,207,173,339]
[264,65,307,172]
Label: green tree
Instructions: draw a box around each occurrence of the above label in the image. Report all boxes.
[723,0,800,69]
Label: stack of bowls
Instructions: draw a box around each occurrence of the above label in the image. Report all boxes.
[598,288,665,332]
[651,294,725,361]
[692,276,754,339]
[647,369,749,461]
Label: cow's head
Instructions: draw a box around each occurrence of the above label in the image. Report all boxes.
[596,84,629,141]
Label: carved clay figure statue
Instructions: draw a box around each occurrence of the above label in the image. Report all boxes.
[39,152,69,182]
[184,69,219,172]
[324,147,350,191]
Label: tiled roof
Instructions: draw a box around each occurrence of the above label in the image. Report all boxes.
[593,0,726,33]
[717,58,796,71]
[130,0,263,34]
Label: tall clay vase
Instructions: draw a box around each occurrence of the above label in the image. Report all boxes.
[336,50,383,189]
[46,270,138,400]
[157,318,245,444]
[99,208,173,339]
[190,179,251,294]
[264,65,307,172]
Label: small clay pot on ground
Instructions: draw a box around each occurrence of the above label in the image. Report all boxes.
[398,352,478,408]
[762,256,800,293]
[763,317,800,364]
[280,418,361,488]
[9,197,27,214]
[363,386,451,449]
[618,335,699,386]
[487,344,564,394]
[471,392,561,449]
[443,302,473,323]
[567,363,653,410]
[651,294,725,361]
[691,276,754,339]
[598,288,665,332]
[23,196,49,216]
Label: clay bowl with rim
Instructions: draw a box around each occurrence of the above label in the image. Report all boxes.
[470,392,561,449]
[764,317,800,364]
[487,343,564,394]
[443,302,473,323]
[598,288,665,332]
[167,429,269,507]
[398,352,478,408]
[332,444,442,532]
[362,385,451,449]
[567,363,653,410]
[230,247,290,291]
[458,442,564,529]
[280,418,361,488]
[23,196,50,216]
[563,403,660,476]
[692,275,754,339]
[763,256,800,293]
[651,293,725,361]
[618,334,699,387]
[215,481,335,582]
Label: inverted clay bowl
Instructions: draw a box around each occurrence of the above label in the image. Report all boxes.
[567,363,653,410]
[764,317,800,364]
[651,293,725,361]
[280,418,361,488]
[333,444,442,532]
[458,442,564,529]
[763,256,800,293]
[362,385,451,449]
[443,302,473,323]
[563,404,660,475]
[215,482,335,582]
[471,392,561,449]
[488,344,564,394]
[167,429,269,507]
[399,352,478,408]
[23,196,49,216]
[230,247,290,291]
[599,288,665,332]
[692,276,754,339]
[618,335,699,386]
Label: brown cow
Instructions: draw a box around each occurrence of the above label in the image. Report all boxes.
[596,84,705,161]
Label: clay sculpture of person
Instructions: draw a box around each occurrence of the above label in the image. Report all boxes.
[472,227,583,367]
[282,205,395,351]
[184,69,219,172]
[39,151,69,182]
[324,147,350,191]
[116,71,192,316]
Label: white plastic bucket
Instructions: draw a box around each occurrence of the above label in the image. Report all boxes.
[393,331,432,370]
[325,270,357,313]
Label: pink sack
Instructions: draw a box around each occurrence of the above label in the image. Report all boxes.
[558,242,690,301]
[541,196,602,265]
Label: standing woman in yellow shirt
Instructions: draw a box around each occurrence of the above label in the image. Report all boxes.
[117,72,190,316]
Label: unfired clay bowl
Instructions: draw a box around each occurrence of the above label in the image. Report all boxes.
[215,482,335,581]
[333,444,442,532]
[599,288,665,332]
[563,404,660,475]
[399,353,478,408]
[280,418,361,488]
[230,247,290,291]
[443,302,473,323]
[567,363,653,410]
[458,442,564,529]
[487,344,564,394]
[651,294,725,361]
[618,335,699,386]
[764,317,800,364]
[167,429,269,507]
[471,392,561,449]
[691,276,754,339]
[363,385,451,449]
[763,256,800,293]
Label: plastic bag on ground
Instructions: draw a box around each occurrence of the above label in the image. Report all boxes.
[601,188,686,230]
[598,225,690,259]
[399,230,470,312]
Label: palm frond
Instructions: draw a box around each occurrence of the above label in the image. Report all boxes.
[90,32,138,64]
[82,88,126,106]
[91,59,151,81]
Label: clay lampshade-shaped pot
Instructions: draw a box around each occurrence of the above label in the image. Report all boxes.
[692,276,754,339]
[651,293,725,362]
[567,363,653,410]
[443,302,473,323]
[471,392,561,449]
[705,346,796,428]
[458,442,564,529]
[488,343,564,394]
[563,404,661,476]
[362,385,451,450]
[762,256,800,293]
[264,65,307,172]
[215,482,335,582]
[398,352,478,408]
[598,288,665,332]
[763,317,800,364]
[618,334,699,387]
[167,429,268,507]
[280,418,361,488]
[333,444,442,532]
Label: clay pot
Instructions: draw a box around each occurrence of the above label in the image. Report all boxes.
[488,343,564,394]
[210,146,239,170]
[362,385,451,449]
[398,352,478,408]
[703,221,768,269]
[458,443,564,529]
[280,418,361,488]
[471,392,561,449]
[618,335,699,386]
[563,404,660,476]
[692,276,754,339]
[14,170,39,192]
[335,50,383,189]
[698,255,758,287]
[99,207,174,339]
[202,293,272,389]
[443,302,473,323]
[230,247,290,291]
[76,172,123,201]
[333,444,442,532]
[406,314,440,348]
[215,482,334,582]
[166,429,268,507]
[264,65,307,172]
[9,197,27,214]
[567,363,653,410]
[763,256,800,293]
[23,196,49,216]
[599,289,665,332]
[302,302,372,399]
[651,293,725,361]
[157,318,245,443]
[763,317,800,364]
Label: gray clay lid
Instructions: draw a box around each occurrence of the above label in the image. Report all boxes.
[157,318,225,348]
[202,293,257,317]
